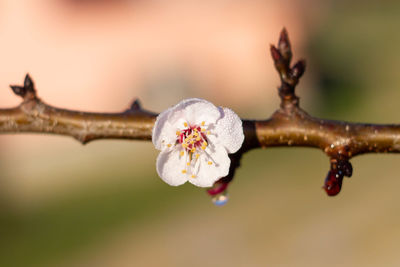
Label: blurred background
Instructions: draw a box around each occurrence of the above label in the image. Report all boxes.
[1,0,400,266]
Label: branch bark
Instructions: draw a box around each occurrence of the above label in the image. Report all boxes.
[2,29,399,196]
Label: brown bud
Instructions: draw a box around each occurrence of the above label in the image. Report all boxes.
[278,28,292,63]
[291,60,306,79]
[270,45,282,62]
[10,86,26,97]
[323,170,343,196]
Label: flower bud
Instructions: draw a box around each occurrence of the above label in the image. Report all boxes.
[323,170,343,196]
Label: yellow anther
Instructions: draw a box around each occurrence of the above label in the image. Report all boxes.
[201,146,206,150]
[195,154,200,159]
[191,175,196,178]
[182,143,188,148]
[180,151,185,157]
[196,137,201,141]
[207,131,211,135]
[203,141,208,146]
[184,122,188,127]
[187,162,191,166]
[182,170,187,174]
[176,131,180,135]
[201,128,206,132]
[191,148,196,153]
[208,161,213,165]
[167,144,172,148]
[201,121,205,126]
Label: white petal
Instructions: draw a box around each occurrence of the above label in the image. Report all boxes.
[213,107,244,153]
[152,106,177,150]
[169,98,221,127]
[189,145,230,187]
[156,149,189,186]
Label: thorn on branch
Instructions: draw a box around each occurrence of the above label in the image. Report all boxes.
[130,99,142,110]
[9,73,37,100]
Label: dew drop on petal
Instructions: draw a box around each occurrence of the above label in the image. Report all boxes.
[212,192,229,206]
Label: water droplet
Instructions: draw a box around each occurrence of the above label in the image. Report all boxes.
[212,193,229,206]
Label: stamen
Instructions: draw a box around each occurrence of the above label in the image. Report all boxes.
[176,131,180,135]
[187,162,191,166]
[184,122,188,127]
[195,154,200,159]
[180,151,185,157]
[182,170,187,174]
[191,148,196,153]
[201,121,205,126]
[191,175,196,178]
[208,161,213,165]
[167,144,172,148]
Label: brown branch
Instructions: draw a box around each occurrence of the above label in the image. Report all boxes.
[4,75,156,144]
[2,29,400,196]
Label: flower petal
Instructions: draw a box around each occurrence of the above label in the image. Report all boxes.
[152,107,177,150]
[213,107,244,153]
[156,149,188,186]
[189,145,230,187]
[169,98,221,127]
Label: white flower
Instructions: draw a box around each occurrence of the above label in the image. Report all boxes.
[152,98,244,187]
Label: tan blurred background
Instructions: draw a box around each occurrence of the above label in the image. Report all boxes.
[1,0,400,266]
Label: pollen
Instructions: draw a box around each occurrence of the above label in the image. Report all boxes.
[167,144,172,148]
[201,128,206,132]
[191,175,196,178]
[176,131,180,135]
[207,131,211,135]
[180,151,185,156]
[195,154,200,159]
[182,170,187,174]
[183,122,188,127]
[208,161,213,165]
[182,143,188,148]
[187,162,191,166]
[201,121,205,126]
[191,148,196,153]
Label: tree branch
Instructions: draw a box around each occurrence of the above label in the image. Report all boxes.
[2,29,400,196]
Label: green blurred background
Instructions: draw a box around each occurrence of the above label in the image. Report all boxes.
[1,0,400,266]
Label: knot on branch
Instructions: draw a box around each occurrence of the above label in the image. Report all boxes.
[271,28,306,111]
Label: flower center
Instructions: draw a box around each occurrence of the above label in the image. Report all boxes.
[176,121,213,178]
[178,124,208,152]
